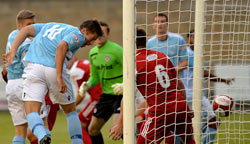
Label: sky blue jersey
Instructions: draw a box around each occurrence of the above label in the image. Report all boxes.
[25,22,85,68]
[6,29,31,80]
[147,32,188,67]
[180,46,194,98]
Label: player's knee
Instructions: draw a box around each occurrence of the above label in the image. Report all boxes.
[88,126,100,136]
[61,103,76,114]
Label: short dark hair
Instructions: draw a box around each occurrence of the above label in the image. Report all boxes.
[187,29,194,38]
[154,13,168,22]
[80,20,103,37]
[16,9,35,23]
[99,21,110,34]
[136,28,146,48]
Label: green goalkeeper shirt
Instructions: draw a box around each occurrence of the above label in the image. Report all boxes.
[88,40,123,95]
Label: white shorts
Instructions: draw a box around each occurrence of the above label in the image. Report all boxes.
[6,79,48,126]
[22,63,75,105]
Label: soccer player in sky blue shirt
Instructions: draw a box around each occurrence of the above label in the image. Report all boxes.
[4,9,36,144]
[181,29,234,144]
[5,20,103,144]
[147,13,188,75]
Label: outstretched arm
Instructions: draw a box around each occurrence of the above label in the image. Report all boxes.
[4,25,35,66]
[204,70,235,85]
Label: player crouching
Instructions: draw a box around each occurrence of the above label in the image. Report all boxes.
[109,28,196,144]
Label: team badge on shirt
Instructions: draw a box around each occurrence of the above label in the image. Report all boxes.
[71,33,79,47]
[105,56,110,62]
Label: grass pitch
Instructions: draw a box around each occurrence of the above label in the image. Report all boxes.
[0,112,250,144]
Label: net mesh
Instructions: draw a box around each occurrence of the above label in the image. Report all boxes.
[134,0,250,143]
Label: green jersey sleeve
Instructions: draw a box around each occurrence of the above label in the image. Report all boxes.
[88,50,100,87]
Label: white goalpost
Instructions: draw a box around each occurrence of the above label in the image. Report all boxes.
[192,0,204,143]
[123,0,250,143]
[123,0,136,143]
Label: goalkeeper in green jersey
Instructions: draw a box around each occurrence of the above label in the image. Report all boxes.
[79,21,123,144]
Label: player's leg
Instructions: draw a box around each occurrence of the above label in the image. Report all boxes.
[88,94,115,144]
[60,103,83,144]
[46,66,82,144]
[88,116,106,144]
[78,100,98,144]
[13,124,28,144]
[174,107,195,144]
[201,96,218,144]
[137,115,165,144]
[27,104,51,144]
[164,131,175,144]
[44,92,60,131]
[6,79,28,144]
[27,117,50,144]
[110,94,123,127]
[23,63,50,143]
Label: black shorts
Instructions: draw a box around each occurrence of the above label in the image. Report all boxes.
[93,94,123,121]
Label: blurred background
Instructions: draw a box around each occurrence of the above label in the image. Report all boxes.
[0,0,122,59]
[0,0,123,109]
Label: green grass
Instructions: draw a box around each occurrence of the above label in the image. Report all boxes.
[0,111,122,144]
[1,112,250,144]
[214,113,250,144]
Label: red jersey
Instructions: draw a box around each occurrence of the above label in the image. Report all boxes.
[70,60,102,101]
[136,49,183,111]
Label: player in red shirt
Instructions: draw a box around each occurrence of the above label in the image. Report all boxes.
[109,28,195,144]
[69,58,103,144]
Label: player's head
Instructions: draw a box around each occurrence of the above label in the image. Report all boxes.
[16,9,35,30]
[187,29,194,45]
[96,21,110,47]
[79,20,103,47]
[153,13,168,34]
[136,28,146,49]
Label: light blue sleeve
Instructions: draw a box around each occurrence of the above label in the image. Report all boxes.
[146,39,154,49]
[146,40,151,49]
[179,36,188,61]
[62,32,85,52]
[33,24,45,36]
[6,38,11,53]
[188,53,194,67]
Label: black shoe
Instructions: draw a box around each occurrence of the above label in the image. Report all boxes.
[40,135,51,144]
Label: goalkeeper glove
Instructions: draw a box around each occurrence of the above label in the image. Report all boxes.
[112,83,123,95]
[79,81,90,97]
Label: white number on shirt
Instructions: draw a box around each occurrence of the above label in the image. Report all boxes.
[155,64,170,88]
[43,25,65,40]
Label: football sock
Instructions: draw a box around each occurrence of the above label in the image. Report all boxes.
[66,111,83,144]
[90,133,104,144]
[13,136,25,144]
[203,126,217,144]
[45,128,51,136]
[82,127,92,144]
[27,112,47,141]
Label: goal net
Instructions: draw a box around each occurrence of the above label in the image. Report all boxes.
[123,0,250,143]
